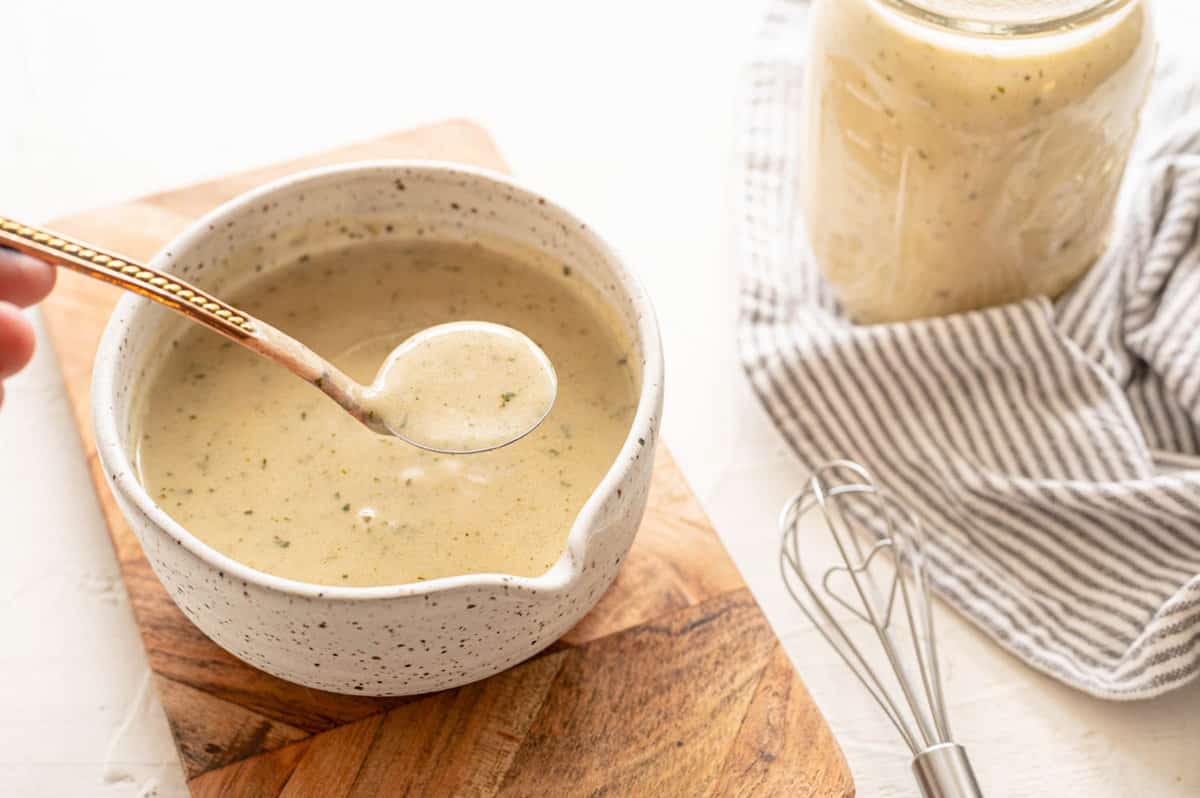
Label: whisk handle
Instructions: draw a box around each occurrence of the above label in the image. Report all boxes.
[912,743,983,798]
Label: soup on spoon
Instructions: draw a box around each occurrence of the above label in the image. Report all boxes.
[363,321,557,454]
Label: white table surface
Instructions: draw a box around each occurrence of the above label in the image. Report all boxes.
[3,1,1198,796]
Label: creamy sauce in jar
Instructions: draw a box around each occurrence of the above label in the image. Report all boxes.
[363,321,557,453]
[134,240,637,586]
[803,0,1155,323]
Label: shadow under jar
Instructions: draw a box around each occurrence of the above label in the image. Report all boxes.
[802,0,1157,324]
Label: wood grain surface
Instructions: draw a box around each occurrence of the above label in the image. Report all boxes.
[40,120,853,797]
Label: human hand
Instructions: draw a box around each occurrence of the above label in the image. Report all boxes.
[0,249,56,408]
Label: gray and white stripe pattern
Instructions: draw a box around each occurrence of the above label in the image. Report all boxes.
[736,0,1200,698]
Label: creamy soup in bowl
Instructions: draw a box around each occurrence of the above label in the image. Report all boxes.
[136,238,636,587]
[92,162,662,695]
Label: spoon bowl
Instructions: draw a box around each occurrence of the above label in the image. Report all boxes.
[364,320,558,454]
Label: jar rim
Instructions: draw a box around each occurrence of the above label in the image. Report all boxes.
[876,0,1138,36]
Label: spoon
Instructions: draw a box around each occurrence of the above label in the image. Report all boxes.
[0,216,557,454]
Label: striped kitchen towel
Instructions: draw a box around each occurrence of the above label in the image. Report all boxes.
[736,0,1200,699]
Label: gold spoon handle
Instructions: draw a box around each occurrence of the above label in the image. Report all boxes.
[0,215,384,433]
[0,215,258,340]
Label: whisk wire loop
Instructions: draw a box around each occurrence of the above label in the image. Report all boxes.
[779,460,982,798]
[779,492,920,752]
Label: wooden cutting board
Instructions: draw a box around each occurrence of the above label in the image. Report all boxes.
[40,121,853,798]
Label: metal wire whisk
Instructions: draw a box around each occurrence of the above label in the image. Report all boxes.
[779,460,983,798]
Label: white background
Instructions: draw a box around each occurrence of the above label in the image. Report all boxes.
[2,1,1198,796]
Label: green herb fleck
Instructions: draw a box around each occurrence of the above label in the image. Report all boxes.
[273,536,291,548]
[243,509,254,515]
[342,503,351,512]
[500,391,517,406]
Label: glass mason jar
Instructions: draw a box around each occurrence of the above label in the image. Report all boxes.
[801,0,1157,324]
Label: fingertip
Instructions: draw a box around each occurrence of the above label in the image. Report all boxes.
[0,301,36,379]
[0,249,56,307]
[24,253,56,301]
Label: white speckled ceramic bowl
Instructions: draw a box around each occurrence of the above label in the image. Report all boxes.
[92,162,662,695]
